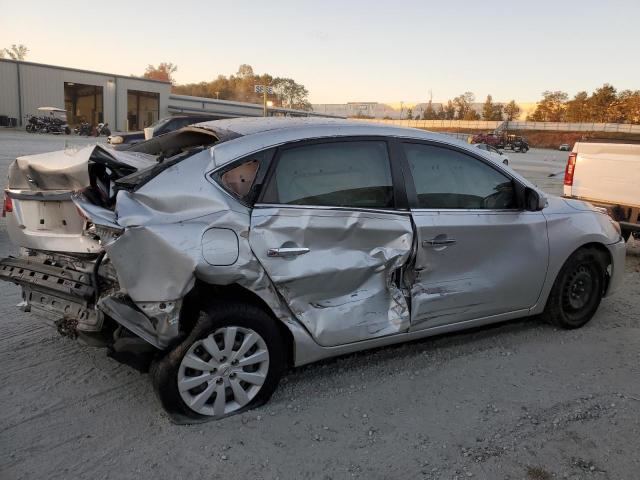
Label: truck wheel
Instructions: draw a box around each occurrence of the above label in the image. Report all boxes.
[543,247,607,329]
[151,301,286,423]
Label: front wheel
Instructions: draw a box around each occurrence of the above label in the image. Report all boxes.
[543,247,607,329]
[152,302,286,423]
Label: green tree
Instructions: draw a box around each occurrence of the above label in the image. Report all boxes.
[143,62,177,83]
[528,91,568,122]
[503,100,521,121]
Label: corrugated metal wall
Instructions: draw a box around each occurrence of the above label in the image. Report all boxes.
[0,60,171,130]
[0,61,20,119]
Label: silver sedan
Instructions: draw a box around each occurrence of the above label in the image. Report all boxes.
[1,118,626,421]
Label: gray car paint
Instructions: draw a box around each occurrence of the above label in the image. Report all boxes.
[1,118,626,367]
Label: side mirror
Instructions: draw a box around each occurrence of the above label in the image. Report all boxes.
[525,187,546,211]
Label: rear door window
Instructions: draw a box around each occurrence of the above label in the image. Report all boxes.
[261,141,394,208]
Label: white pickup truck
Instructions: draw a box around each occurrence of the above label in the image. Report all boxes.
[563,139,640,241]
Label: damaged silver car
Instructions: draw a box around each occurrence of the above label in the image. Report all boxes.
[1,118,626,422]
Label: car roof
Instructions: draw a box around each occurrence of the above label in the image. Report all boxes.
[194,117,476,168]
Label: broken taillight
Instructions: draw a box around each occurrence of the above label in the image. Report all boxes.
[564,152,577,186]
[2,192,12,217]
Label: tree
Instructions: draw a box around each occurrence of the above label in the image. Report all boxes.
[171,64,312,110]
[453,92,475,119]
[482,95,496,120]
[443,100,456,120]
[587,84,617,122]
[564,91,589,122]
[236,64,254,78]
[422,100,437,120]
[3,44,28,60]
[481,95,503,120]
[143,62,177,83]
[272,77,312,111]
[463,109,480,120]
[613,90,640,124]
[503,100,521,121]
[528,91,568,122]
[405,108,413,120]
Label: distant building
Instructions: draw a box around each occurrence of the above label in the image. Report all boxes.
[0,58,171,131]
[0,59,340,131]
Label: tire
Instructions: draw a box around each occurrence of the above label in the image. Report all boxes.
[151,301,286,423]
[543,247,607,329]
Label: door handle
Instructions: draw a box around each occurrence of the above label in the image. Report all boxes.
[267,247,310,257]
[422,238,457,248]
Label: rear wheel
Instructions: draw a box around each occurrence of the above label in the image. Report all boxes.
[543,248,607,329]
[151,301,285,423]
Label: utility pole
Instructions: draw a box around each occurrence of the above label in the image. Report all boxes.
[263,87,267,117]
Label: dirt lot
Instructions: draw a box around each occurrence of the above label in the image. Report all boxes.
[1,131,639,480]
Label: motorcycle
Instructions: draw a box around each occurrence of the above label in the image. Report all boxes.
[25,114,42,133]
[35,107,71,134]
[95,122,111,137]
[74,122,92,136]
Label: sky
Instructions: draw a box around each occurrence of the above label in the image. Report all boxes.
[1,0,639,104]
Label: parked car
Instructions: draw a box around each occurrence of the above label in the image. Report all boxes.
[475,143,510,165]
[1,118,625,422]
[563,139,640,241]
[107,114,221,147]
[559,144,571,151]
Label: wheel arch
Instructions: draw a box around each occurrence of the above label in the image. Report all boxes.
[179,280,296,368]
[534,240,613,314]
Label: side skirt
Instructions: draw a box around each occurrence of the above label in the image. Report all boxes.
[290,309,531,367]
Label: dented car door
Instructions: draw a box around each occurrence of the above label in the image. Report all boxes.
[249,139,413,347]
[401,141,549,330]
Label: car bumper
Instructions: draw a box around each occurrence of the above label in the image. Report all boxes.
[605,239,626,297]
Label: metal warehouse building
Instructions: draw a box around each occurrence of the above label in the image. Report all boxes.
[0,59,341,131]
[0,59,171,131]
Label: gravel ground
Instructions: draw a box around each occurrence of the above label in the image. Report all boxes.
[0,131,639,480]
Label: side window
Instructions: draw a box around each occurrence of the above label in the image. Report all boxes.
[214,149,273,204]
[261,141,394,208]
[403,143,516,209]
[221,161,259,198]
